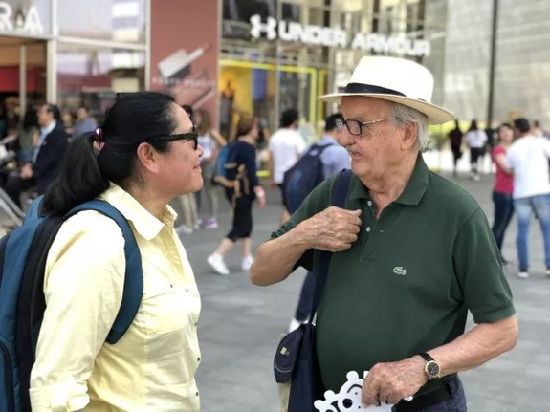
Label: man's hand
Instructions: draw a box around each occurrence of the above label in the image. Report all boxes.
[20,163,33,180]
[295,207,362,252]
[362,356,427,406]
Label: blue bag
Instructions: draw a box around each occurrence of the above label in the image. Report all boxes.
[282,142,335,214]
[0,198,142,412]
[211,142,237,187]
[274,169,352,412]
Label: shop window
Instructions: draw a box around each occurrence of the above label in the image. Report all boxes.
[56,43,144,121]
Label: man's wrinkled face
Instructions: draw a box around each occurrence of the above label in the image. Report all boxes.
[340,97,404,183]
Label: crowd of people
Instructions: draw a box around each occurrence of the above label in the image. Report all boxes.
[4,53,550,412]
[448,117,550,279]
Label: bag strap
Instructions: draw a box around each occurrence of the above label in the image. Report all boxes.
[67,200,143,344]
[308,169,352,323]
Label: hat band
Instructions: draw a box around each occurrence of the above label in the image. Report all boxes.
[344,82,406,97]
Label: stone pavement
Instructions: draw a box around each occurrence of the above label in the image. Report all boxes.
[185,169,549,412]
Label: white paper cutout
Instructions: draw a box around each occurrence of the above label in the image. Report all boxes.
[314,371,413,412]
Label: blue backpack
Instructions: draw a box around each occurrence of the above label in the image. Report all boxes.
[0,198,143,412]
[211,142,237,188]
[282,142,334,213]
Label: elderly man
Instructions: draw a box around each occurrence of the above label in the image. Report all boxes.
[251,56,517,411]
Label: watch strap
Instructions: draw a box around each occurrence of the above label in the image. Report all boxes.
[418,352,433,362]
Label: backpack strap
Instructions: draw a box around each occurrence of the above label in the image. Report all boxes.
[67,200,143,344]
[308,169,352,322]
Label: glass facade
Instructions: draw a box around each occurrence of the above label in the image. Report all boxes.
[56,42,144,119]
[221,0,430,138]
[0,0,146,129]
[57,0,146,44]
[437,0,550,127]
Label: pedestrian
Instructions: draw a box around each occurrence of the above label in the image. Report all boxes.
[195,109,220,229]
[491,123,515,263]
[269,108,306,224]
[465,119,487,181]
[251,56,517,411]
[448,119,463,177]
[289,112,351,331]
[30,92,204,411]
[16,105,39,165]
[505,118,550,278]
[73,105,98,138]
[173,104,200,234]
[208,116,266,275]
[5,103,68,206]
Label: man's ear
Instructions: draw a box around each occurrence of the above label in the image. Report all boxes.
[136,141,159,173]
[401,121,419,151]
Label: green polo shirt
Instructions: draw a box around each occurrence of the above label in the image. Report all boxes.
[271,154,515,393]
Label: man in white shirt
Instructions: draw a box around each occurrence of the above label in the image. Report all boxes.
[268,108,306,223]
[506,118,550,278]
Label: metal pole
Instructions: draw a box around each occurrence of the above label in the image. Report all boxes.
[144,0,151,90]
[274,0,281,129]
[487,0,499,127]
[46,0,57,103]
[19,44,26,117]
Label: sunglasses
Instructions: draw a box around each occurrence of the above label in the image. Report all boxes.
[146,124,199,149]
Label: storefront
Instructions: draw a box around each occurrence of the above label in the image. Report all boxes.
[0,0,147,135]
[220,0,430,140]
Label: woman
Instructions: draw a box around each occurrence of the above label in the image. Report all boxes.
[17,105,39,164]
[30,92,204,411]
[491,123,515,263]
[207,116,266,275]
[195,109,221,229]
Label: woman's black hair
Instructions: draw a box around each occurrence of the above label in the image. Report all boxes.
[42,92,177,216]
[22,106,38,131]
[468,119,478,132]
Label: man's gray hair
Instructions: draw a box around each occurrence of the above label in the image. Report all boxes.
[389,102,429,151]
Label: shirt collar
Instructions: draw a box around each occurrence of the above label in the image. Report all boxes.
[40,120,56,136]
[319,134,338,145]
[99,183,177,240]
[348,154,429,206]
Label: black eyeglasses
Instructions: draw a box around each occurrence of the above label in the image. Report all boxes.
[146,125,199,149]
[336,117,397,136]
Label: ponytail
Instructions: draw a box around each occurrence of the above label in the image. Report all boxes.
[41,132,109,216]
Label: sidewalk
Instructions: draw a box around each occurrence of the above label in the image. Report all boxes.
[188,170,549,412]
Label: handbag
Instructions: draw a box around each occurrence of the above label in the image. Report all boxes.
[274,169,352,412]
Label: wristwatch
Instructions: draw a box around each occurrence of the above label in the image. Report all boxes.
[418,352,441,379]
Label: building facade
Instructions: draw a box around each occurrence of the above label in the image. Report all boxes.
[0,0,147,126]
[221,0,430,139]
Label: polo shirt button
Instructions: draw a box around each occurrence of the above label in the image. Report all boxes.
[367,201,372,207]
[197,357,201,361]
[365,226,371,232]
[196,392,199,397]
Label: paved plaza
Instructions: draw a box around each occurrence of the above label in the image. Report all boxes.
[185,167,549,412]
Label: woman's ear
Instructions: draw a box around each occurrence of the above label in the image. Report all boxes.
[136,141,160,173]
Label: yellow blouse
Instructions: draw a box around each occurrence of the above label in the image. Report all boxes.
[30,184,201,411]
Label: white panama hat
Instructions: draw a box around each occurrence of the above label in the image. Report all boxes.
[321,55,454,125]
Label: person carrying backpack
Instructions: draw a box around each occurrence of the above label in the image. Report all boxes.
[10,92,204,411]
[207,116,266,275]
[286,113,351,331]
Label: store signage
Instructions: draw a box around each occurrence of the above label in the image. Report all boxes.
[0,2,44,35]
[250,14,430,56]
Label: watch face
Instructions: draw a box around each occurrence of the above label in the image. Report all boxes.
[426,360,440,378]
